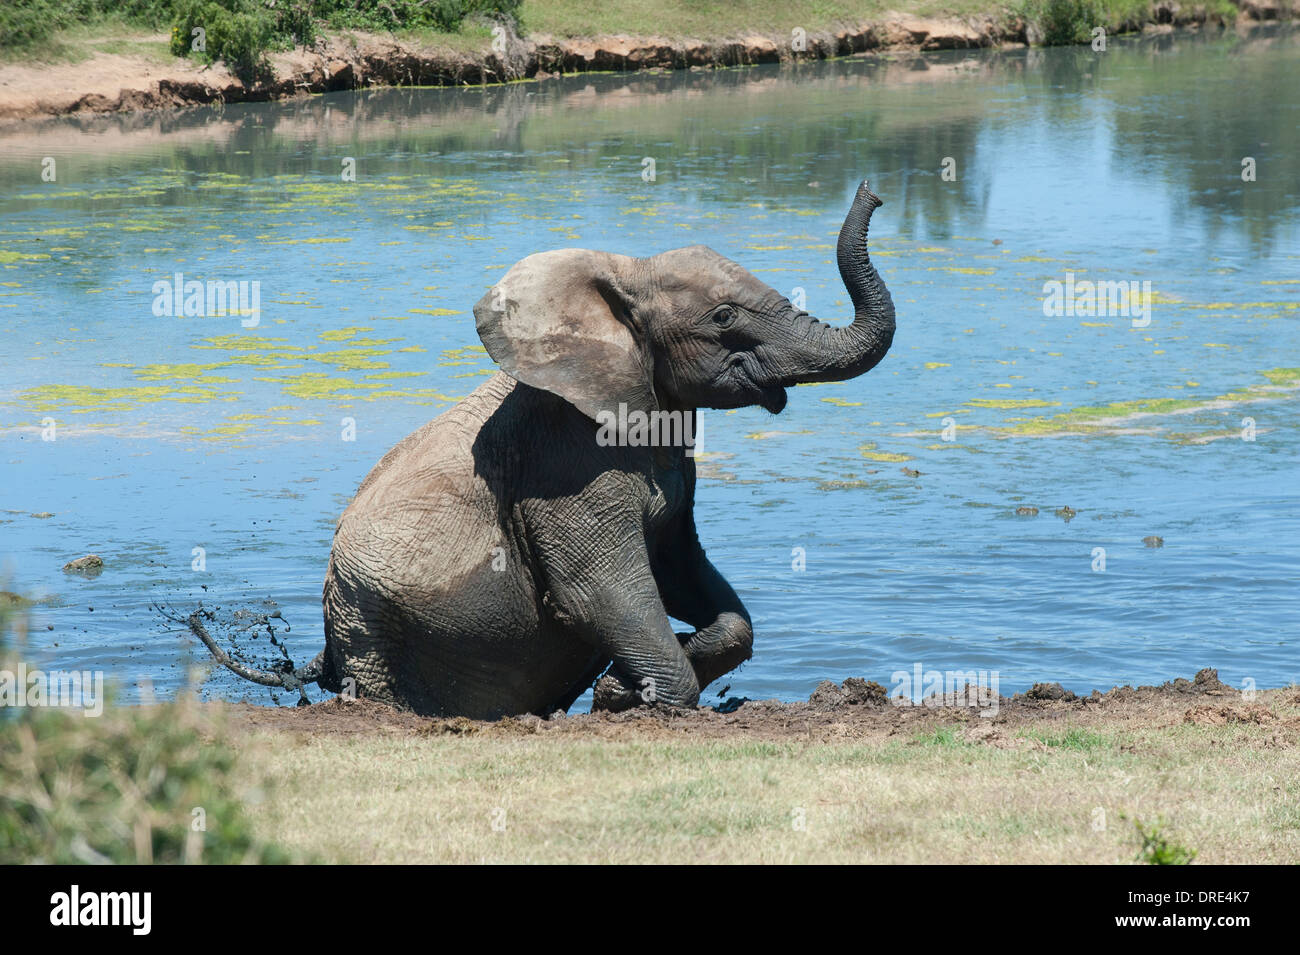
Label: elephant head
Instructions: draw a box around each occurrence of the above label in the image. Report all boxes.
[473,180,895,424]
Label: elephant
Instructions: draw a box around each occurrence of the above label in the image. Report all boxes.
[198,180,895,719]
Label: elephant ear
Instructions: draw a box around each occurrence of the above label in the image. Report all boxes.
[473,249,657,424]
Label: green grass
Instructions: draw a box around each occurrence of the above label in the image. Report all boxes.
[1,0,520,74]
[912,724,970,747]
[518,0,1240,41]
[1025,727,1110,750]
[0,1,177,52]
[0,0,1248,63]
[517,0,898,36]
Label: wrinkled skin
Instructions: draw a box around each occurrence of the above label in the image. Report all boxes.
[317,181,896,718]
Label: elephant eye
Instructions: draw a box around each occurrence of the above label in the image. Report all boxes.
[711,305,737,328]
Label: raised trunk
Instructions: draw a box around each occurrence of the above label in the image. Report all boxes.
[778,180,896,384]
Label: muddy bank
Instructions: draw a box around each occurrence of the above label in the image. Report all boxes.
[0,4,1293,122]
[221,668,1300,744]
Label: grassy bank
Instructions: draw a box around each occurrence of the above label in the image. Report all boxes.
[6,581,1298,863]
[1,0,1282,119]
[4,678,1297,864]
[518,0,1237,40]
[1,0,1251,65]
[228,687,1300,864]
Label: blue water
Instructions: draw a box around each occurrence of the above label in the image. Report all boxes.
[2,27,1297,707]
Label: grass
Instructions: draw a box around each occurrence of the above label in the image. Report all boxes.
[0,0,1247,65]
[0,19,173,64]
[5,587,1297,865]
[235,710,1300,863]
[516,0,1242,41]
[0,701,295,863]
[0,590,294,864]
[0,0,518,71]
[518,0,901,36]
[1026,727,1109,749]
[516,0,1237,39]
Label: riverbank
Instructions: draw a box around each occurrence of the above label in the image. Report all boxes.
[0,0,1292,122]
[222,668,1300,863]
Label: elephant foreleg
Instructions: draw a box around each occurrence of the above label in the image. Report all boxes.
[653,528,754,692]
[591,611,751,710]
[534,517,702,713]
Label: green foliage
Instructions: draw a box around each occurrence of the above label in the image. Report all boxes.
[1019,0,1108,46]
[169,0,307,79]
[2,0,520,54]
[2,0,519,67]
[1128,815,1198,865]
[165,0,523,77]
[310,0,522,33]
[0,0,183,50]
[0,591,292,864]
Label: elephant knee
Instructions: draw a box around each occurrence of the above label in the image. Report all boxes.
[685,611,752,663]
[680,612,751,689]
[718,612,753,657]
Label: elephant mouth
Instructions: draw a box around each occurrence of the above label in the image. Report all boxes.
[759,385,788,414]
[725,353,787,414]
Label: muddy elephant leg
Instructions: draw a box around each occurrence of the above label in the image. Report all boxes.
[676,611,753,691]
[534,515,702,714]
[653,526,754,693]
[576,581,703,713]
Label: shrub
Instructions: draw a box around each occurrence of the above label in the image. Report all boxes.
[1019,0,1109,46]
[1,0,182,51]
[0,589,292,864]
[311,0,522,33]
[1129,815,1198,865]
[2,0,521,56]
[170,0,279,79]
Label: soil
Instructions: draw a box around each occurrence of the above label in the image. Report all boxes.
[221,667,1300,745]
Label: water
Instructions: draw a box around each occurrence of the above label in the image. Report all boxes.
[2,27,1297,708]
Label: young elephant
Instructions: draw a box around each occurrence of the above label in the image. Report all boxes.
[208,181,895,718]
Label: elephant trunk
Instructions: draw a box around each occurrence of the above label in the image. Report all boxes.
[778,180,896,384]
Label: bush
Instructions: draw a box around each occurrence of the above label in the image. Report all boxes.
[1129,815,1198,865]
[1,0,521,56]
[311,0,522,33]
[0,589,292,864]
[0,0,181,51]
[170,0,285,80]
[0,0,84,50]
[1019,0,1109,46]
[166,0,519,78]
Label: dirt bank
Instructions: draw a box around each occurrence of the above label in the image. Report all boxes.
[223,667,1300,744]
[0,4,1292,123]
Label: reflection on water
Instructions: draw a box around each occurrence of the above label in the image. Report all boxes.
[1,26,1297,706]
